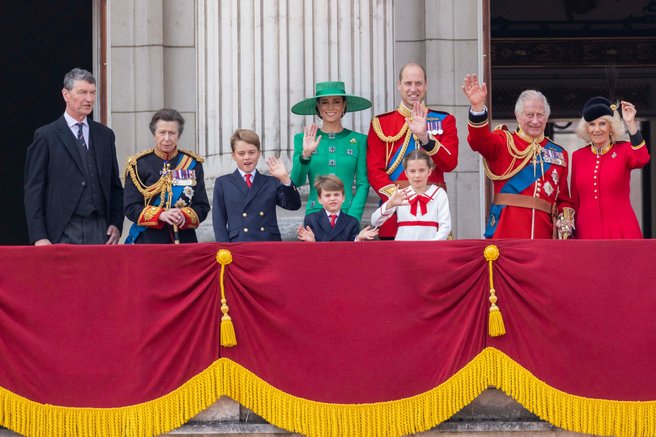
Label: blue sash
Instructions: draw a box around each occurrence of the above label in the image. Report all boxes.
[125,155,197,244]
[484,141,561,238]
[387,111,448,181]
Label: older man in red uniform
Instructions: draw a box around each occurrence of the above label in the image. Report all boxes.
[462,74,573,239]
[367,63,459,239]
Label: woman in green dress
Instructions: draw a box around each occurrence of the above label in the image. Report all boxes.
[290,82,372,221]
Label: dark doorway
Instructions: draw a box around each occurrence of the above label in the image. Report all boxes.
[1,2,93,245]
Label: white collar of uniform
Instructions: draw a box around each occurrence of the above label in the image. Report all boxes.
[324,210,340,219]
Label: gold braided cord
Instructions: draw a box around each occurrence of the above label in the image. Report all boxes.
[162,163,174,209]
[126,160,167,201]
[484,131,539,181]
[385,130,413,176]
[125,149,201,203]
[372,116,408,143]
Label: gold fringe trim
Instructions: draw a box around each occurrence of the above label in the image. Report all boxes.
[483,348,656,437]
[0,362,223,437]
[222,350,656,437]
[218,357,488,437]
[216,249,237,347]
[1,350,655,437]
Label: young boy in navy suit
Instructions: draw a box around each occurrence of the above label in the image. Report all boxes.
[297,175,378,242]
[213,129,301,242]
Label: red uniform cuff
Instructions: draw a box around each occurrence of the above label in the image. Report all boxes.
[179,207,200,230]
[138,206,165,229]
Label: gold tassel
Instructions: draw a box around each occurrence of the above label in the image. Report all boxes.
[216,249,237,347]
[484,245,506,337]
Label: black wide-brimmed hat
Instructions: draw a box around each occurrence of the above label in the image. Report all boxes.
[291,81,372,115]
[582,96,614,122]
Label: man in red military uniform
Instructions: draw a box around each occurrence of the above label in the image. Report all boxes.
[367,63,458,239]
[462,74,574,239]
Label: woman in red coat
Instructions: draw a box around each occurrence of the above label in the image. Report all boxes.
[571,97,649,239]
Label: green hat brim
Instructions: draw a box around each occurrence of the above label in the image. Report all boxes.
[291,93,372,115]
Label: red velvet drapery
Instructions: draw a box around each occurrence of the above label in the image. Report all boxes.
[0,240,654,436]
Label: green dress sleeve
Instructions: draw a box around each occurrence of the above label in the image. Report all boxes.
[290,132,310,187]
[345,133,370,221]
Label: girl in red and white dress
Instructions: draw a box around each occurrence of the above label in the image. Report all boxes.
[371,150,451,240]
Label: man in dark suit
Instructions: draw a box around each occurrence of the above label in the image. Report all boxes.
[213,129,301,242]
[297,175,378,242]
[24,68,124,245]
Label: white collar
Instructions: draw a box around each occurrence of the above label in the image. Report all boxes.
[64,112,88,129]
[237,169,257,179]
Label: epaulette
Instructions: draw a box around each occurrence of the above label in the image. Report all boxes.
[179,148,205,163]
[494,124,509,131]
[375,109,399,119]
[125,148,155,168]
[426,108,451,116]
[545,136,565,150]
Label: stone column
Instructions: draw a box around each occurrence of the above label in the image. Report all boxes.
[110,0,199,166]
[394,0,483,239]
[197,0,396,239]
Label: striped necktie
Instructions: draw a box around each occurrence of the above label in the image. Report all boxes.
[76,123,87,150]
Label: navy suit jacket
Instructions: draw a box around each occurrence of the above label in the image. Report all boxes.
[303,210,360,242]
[213,169,301,242]
[24,115,124,243]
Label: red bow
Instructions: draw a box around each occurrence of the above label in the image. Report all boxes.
[409,194,430,216]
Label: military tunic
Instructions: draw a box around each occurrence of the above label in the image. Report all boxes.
[467,110,572,239]
[124,149,210,244]
[366,103,458,238]
[571,136,649,239]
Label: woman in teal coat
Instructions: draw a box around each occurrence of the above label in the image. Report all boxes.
[290,82,372,221]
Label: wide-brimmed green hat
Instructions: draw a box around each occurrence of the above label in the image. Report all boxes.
[291,81,372,115]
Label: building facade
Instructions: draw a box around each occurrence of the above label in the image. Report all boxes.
[109,0,485,241]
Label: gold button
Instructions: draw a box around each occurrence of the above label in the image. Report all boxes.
[244,228,249,232]
[260,227,265,231]
[259,212,264,216]
[242,212,247,217]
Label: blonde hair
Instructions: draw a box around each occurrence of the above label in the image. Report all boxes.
[575,112,626,143]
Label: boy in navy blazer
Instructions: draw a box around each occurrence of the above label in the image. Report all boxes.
[213,129,301,242]
[297,175,378,242]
